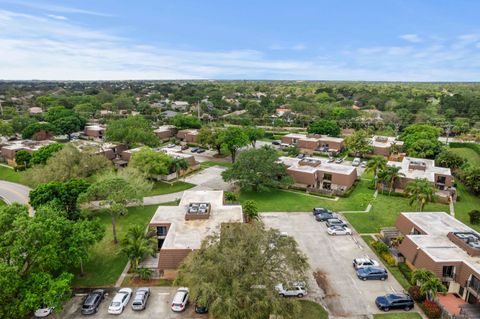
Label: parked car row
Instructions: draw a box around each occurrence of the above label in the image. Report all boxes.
[312,207,352,236]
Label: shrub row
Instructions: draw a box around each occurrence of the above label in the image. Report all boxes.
[398,262,412,283]
[420,300,442,319]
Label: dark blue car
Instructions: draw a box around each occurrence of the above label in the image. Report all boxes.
[375,293,414,312]
[356,266,388,281]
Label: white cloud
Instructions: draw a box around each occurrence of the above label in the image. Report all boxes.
[269,43,306,51]
[1,0,112,17]
[0,9,479,81]
[400,34,422,43]
[46,14,67,20]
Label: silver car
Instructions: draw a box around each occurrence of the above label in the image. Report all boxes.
[132,287,150,311]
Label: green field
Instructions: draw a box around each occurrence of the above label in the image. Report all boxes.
[73,204,172,287]
[298,300,329,319]
[373,313,423,319]
[199,160,233,169]
[0,165,26,184]
[452,147,480,165]
[146,180,195,196]
[454,182,480,232]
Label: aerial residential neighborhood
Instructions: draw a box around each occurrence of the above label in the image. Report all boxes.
[1,1,480,319]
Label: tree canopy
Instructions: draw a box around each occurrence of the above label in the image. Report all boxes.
[345,129,373,157]
[401,124,443,158]
[221,126,249,162]
[105,116,159,148]
[170,114,202,129]
[129,147,172,179]
[176,222,308,319]
[307,119,340,136]
[30,143,64,165]
[222,146,292,191]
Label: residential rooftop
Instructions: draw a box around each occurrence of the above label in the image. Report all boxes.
[387,157,451,182]
[371,135,404,148]
[149,191,243,249]
[1,139,55,151]
[279,156,356,175]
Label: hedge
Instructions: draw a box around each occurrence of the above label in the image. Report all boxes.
[449,142,480,155]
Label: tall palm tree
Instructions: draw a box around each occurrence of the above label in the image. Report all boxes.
[121,225,157,271]
[171,157,189,181]
[365,156,387,189]
[378,166,405,195]
[405,178,436,211]
[411,268,446,300]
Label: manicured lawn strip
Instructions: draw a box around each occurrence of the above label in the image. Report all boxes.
[240,179,373,212]
[298,300,329,319]
[145,181,195,196]
[449,147,480,165]
[373,313,423,319]
[454,182,480,232]
[361,236,411,290]
[0,165,26,184]
[344,192,449,234]
[199,160,233,169]
[73,203,175,287]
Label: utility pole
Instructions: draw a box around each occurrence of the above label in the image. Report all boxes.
[445,123,453,145]
[197,100,200,120]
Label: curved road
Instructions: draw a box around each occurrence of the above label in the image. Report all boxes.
[0,180,32,211]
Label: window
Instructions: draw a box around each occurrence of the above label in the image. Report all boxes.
[157,226,167,236]
[442,266,455,278]
[324,173,332,181]
[469,275,480,293]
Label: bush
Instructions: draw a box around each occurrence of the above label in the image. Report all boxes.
[381,252,396,266]
[224,191,239,203]
[137,267,152,280]
[408,285,426,302]
[421,300,441,319]
[372,240,389,254]
[469,210,480,225]
[398,262,412,282]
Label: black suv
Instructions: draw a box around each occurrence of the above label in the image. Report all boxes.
[312,208,333,216]
[375,293,414,312]
[81,289,105,315]
[315,212,334,222]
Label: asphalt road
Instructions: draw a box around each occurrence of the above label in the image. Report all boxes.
[0,180,31,206]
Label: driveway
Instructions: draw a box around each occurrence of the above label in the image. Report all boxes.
[60,287,203,319]
[261,212,405,318]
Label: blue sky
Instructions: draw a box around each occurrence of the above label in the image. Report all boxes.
[0,0,479,81]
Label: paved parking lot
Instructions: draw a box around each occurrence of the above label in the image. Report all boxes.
[61,287,205,319]
[262,212,404,318]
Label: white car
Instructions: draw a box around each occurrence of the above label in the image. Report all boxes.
[34,306,53,318]
[327,225,352,235]
[108,288,132,314]
[275,283,307,298]
[167,143,176,148]
[361,161,367,168]
[171,287,189,312]
[353,257,380,269]
[352,157,361,166]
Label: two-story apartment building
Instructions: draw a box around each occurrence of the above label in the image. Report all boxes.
[281,133,344,153]
[396,212,480,304]
[145,191,243,278]
[0,140,55,165]
[83,124,106,139]
[370,136,404,157]
[279,156,357,194]
[154,125,176,141]
[176,129,199,144]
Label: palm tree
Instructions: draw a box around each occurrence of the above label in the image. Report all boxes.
[405,178,436,211]
[365,156,387,190]
[411,269,446,300]
[120,225,157,271]
[242,200,259,223]
[171,157,189,181]
[378,166,405,195]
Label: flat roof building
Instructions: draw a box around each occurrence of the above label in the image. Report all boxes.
[279,156,357,194]
[147,190,243,278]
[370,136,404,157]
[1,139,55,164]
[176,129,199,144]
[396,212,480,305]
[84,124,106,139]
[154,125,176,141]
[281,133,344,153]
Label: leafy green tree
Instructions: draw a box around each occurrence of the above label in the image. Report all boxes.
[459,166,480,194]
[244,126,265,148]
[365,156,387,189]
[29,179,90,220]
[30,143,64,165]
[242,200,259,222]
[25,144,112,186]
[345,129,373,157]
[79,169,151,243]
[307,119,340,136]
[435,149,466,171]
[171,157,189,180]
[222,146,293,191]
[0,204,103,318]
[11,115,36,133]
[286,144,300,157]
[171,114,202,129]
[105,116,159,148]
[221,126,249,162]
[198,126,224,155]
[405,178,436,211]
[22,122,57,139]
[176,222,308,319]
[401,124,443,158]
[0,120,14,137]
[15,150,32,169]
[120,225,156,270]
[129,147,172,179]
[53,116,85,139]
[44,106,77,123]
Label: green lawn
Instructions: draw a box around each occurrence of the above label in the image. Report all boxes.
[373,313,422,319]
[454,182,480,232]
[145,181,195,196]
[0,165,26,184]
[199,160,233,169]
[73,204,174,287]
[361,236,411,290]
[449,147,480,165]
[298,300,329,319]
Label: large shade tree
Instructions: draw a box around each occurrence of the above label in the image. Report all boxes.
[105,116,159,148]
[129,147,172,180]
[221,126,249,162]
[222,146,293,191]
[176,222,309,319]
